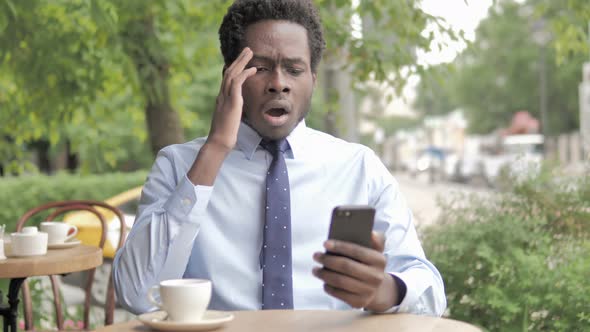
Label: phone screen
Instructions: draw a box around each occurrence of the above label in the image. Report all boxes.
[327,205,375,249]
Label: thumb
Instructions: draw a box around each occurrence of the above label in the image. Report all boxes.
[371,231,386,252]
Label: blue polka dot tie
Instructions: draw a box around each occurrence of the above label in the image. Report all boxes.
[260,139,293,309]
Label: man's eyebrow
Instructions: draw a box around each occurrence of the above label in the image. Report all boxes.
[282,57,307,65]
[250,55,308,65]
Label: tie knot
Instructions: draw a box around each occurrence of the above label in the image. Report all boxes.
[260,139,290,156]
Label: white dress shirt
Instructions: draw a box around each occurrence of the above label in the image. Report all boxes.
[113,121,446,316]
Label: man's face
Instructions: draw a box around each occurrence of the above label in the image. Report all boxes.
[241,20,316,140]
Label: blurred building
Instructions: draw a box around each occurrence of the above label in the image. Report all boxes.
[380,110,467,172]
[423,110,468,153]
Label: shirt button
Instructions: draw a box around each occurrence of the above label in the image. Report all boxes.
[182,198,192,206]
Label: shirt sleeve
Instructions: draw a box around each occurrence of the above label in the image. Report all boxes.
[364,149,447,316]
[112,147,213,314]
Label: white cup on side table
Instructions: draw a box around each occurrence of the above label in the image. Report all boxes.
[11,226,48,256]
[148,279,212,323]
[39,221,78,245]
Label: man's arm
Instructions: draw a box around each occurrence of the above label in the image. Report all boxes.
[113,48,257,314]
[312,149,446,316]
[188,47,257,186]
[112,151,213,314]
[367,150,446,316]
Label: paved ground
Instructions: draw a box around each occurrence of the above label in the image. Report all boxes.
[392,172,489,227]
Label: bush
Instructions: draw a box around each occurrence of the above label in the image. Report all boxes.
[0,171,147,232]
[422,164,590,331]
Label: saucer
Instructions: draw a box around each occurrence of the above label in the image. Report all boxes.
[47,239,82,250]
[138,310,234,331]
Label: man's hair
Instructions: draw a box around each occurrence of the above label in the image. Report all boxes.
[219,0,326,72]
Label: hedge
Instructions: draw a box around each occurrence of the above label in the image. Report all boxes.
[0,171,147,232]
[423,165,590,331]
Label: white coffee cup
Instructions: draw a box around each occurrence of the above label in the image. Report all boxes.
[147,279,212,322]
[40,222,78,245]
[11,226,48,256]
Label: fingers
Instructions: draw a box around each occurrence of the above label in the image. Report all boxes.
[323,238,386,268]
[312,267,373,296]
[323,284,371,309]
[222,48,254,97]
[225,47,251,74]
[229,67,257,99]
[371,231,385,252]
[312,234,389,309]
[313,252,385,286]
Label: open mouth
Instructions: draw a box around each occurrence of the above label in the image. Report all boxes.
[266,108,288,117]
[263,107,290,127]
[261,99,292,127]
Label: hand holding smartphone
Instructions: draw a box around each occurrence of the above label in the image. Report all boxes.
[316,205,395,311]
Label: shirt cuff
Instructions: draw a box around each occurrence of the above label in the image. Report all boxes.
[162,175,213,222]
[386,271,423,314]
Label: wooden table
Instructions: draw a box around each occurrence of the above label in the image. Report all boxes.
[0,245,103,332]
[96,310,482,332]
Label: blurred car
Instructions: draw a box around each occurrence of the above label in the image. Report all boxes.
[63,186,142,259]
[480,134,544,185]
[453,134,544,187]
[410,146,454,183]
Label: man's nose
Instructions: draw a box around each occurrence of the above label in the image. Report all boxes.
[266,70,291,94]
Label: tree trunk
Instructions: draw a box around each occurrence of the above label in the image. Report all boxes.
[322,66,339,137]
[145,102,184,155]
[34,140,52,174]
[121,14,185,156]
[65,140,78,172]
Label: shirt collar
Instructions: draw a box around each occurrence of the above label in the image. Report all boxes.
[236,120,308,160]
[285,119,307,159]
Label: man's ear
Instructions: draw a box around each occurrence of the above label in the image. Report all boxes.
[222,65,228,76]
[312,72,317,88]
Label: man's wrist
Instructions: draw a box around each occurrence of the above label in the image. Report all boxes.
[187,142,232,186]
[365,273,398,312]
[205,134,236,154]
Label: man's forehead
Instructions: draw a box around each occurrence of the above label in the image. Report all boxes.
[243,20,311,64]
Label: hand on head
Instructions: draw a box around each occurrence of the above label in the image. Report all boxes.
[207,47,257,152]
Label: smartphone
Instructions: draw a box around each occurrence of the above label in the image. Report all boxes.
[327,205,375,249]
